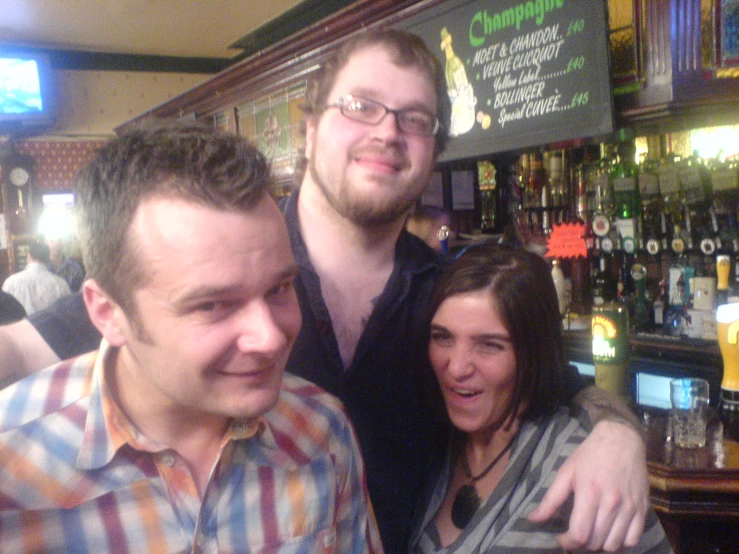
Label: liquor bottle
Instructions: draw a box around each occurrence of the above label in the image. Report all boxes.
[642,198,662,258]
[653,278,666,328]
[682,204,695,252]
[679,151,711,206]
[478,160,498,233]
[595,143,615,218]
[529,151,548,233]
[638,153,659,248]
[664,255,689,335]
[612,139,640,224]
[592,255,616,307]
[702,206,721,255]
[551,258,567,316]
[549,150,565,226]
[631,263,651,332]
[532,151,550,234]
[639,154,660,205]
[575,163,589,224]
[659,153,684,253]
[710,154,739,193]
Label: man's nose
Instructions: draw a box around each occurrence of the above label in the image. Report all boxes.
[235,301,289,355]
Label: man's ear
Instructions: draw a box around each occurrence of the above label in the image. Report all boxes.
[82,280,129,347]
[304,116,316,160]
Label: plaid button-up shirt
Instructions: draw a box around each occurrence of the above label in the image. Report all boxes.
[0,341,382,554]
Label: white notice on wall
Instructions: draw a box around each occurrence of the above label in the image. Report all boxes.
[0,215,6,249]
[421,171,444,208]
[451,170,475,210]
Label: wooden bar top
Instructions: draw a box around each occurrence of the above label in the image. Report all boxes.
[644,412,739,517]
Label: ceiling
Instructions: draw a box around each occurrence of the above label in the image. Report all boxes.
[0,0,355,72]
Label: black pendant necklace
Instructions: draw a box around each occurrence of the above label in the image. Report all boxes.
[451,434,517,530]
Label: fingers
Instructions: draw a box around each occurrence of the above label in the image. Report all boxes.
[527,460,575,523]
[557,483,647,551]
[620,495,648,549]
[556,487,601,550]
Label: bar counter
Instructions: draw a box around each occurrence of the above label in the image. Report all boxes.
[644,410,739,553]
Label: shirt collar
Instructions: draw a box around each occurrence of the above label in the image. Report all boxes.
[281,187,445,276]
[77,340,272,470]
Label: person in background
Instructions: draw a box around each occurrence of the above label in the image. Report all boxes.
[0,29,648,552]
[46,236,85,292]
[411,244,670,553]
[406,205,453,252]
[0,121,381,553]
[2,240,70,315]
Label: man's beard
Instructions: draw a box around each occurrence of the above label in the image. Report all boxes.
[307,153,422,228]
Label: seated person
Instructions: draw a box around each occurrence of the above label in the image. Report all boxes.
[410,244,672,553]
[0,121,381,553]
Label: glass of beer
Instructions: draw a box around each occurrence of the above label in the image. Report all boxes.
[717,302,739,439]
[717,303,739,393]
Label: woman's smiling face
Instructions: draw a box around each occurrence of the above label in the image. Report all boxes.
[429,290,518,438]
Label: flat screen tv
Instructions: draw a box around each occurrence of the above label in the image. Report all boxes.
[0,49,55,135]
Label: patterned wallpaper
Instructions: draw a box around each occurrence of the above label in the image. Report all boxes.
[14,140,109,191]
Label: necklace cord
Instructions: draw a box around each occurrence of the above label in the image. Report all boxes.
[461,433,517,484]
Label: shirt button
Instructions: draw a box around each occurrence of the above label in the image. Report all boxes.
[161,452,175,467]
[196,531,206,547]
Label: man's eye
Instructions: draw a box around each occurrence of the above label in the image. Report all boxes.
[403,112,428,123]
[267,281,295,301]
[347,100,368,112]
[402,112,432,129]
[193,300,239,315]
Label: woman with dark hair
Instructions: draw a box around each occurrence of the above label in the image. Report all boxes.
[410,244,671,553]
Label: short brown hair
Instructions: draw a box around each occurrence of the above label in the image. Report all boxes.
[429,244,567,425]
[28,241,51,265]
[75,120,271,319]
[295,28,451,181]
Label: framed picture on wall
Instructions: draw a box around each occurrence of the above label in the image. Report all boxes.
[421,171,445,208]
[451,170,475,211]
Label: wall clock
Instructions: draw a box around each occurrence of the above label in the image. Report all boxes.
[1,154,35,235]
[9,167,30,188]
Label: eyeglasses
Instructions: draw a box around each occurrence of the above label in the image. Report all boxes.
[326,95,440,137]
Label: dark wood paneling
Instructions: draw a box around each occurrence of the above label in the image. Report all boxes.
[120,0,739,141]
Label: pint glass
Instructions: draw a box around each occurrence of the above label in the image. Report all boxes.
[716,303,739,439]
[717,303,739,393]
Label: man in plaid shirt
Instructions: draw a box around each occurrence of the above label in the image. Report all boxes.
[0,121,382,554]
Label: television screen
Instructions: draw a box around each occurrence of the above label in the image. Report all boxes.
[0,49,55,133]
[0,58,44,115]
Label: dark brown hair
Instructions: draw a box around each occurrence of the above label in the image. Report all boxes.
[28,241,51,265]
[429,244,566,424]
[75,119,271,320]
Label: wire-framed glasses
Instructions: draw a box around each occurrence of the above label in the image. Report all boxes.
[326,95,440,137]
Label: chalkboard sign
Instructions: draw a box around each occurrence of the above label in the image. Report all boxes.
[399,0,613,161]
